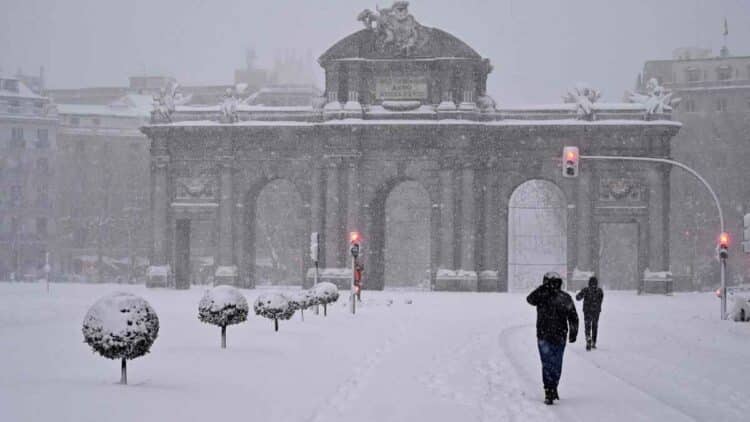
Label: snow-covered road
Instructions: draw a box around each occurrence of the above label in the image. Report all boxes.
[1,283,748,422]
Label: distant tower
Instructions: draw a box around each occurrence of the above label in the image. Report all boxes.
[720,18,730,58]
[245,48,257,70]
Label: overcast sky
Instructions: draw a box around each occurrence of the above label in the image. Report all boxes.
[1,0,748,105]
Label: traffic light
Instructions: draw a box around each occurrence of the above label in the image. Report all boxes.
[350,231,361,258]
[562,146,579,178]
[719,232,729,260]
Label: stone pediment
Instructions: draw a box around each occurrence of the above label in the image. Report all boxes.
[319,27,482,64]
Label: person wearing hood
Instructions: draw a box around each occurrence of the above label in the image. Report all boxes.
[527,272,579,405]
[576,276,604,351]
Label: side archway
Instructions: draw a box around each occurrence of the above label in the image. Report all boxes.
[507,179,567,292]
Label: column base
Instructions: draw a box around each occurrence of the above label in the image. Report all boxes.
[306,267,352,290]
[642,269,673,295]
[146,265,170,288]
[458,101,477,111]
[478,270,499,292]
[214,265,239,287]
[435,269,478,292]
[570,268,594,291]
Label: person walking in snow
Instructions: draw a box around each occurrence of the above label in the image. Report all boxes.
[576,276,604,351]
[527,272,579,405]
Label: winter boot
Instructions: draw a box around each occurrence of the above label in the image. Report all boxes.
[552,387,560,401]
[544,388,554,405]
[586,339,592,351]
[592,342,597,349]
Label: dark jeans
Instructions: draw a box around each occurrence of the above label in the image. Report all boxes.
[584,311,600,344]
[537,339,566,389]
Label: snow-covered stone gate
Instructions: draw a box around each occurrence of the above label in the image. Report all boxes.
[142,3,680,292]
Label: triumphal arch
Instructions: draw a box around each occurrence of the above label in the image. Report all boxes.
[143,2,680,292]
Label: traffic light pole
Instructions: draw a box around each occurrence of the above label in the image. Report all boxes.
[581,155,727,319]
[351,255,357,315]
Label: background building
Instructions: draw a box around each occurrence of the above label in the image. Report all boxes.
[55,95,151,282]
[641,46,750,289]
[0,74,58,280]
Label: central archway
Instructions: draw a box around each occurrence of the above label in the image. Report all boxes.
[507,180,567,292]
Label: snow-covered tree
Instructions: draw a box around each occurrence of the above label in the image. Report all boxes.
[313,282,340,316]
[82,292,159,384]
[198,285,249,348]
[254,293,295,331]
[287,289,318,321]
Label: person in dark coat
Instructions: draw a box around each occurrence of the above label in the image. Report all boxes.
[576,276,604,351]
[527,272,579,405]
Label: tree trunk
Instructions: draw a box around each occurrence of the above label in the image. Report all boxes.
[300,308,304,322]
[221,325,226,349]
[323,303,327,317]
[274,318,279,332]
[120,358,127,385]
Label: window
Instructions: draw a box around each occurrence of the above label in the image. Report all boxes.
[685,67,701,82]
[8,99,21,113]
[92,117,101,126]
[683,99,696,112]
[36,218,47,236]
[10,185,22,206]
[36,158,49,174]
[70,116,80,126]
[717,66,732,81]
[10,128,25,148]
[11,127,23,141]
[36,129,49,148]
[2,79,19,92]
[717,98,728,112]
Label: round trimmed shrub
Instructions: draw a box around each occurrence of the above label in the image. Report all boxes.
[198,285,249,348]
[82,292,159,384]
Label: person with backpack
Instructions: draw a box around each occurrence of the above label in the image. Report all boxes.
[576,276,604,351]
[527,272,579,405]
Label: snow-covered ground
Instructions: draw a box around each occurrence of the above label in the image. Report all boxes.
[1,283,749,422]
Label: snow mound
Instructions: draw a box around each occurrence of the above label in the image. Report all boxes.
[198,285,249,327]
[82,292,159,360]
[254,293,295,321]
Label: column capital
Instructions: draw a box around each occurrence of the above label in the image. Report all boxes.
[151,155,170,170]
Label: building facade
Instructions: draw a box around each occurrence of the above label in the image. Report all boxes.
[143,4,680,292]
[0,75,58,280]
[642,47,750,289]
[55,95,152,282]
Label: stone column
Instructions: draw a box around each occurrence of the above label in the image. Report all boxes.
[479,170,499,291]
[310,164,324,269]
[147,153,170,288]
[325,64,342,111]
[572,169,594,290]
[647,165,668,271]
[437,61,456,111]
[215,156,237,285]
[458,62,477,111]
[439,168,455,269]
[346,160,360,235]
[324,161,342,268]
[344,63,362,112]
[460,167,476,271]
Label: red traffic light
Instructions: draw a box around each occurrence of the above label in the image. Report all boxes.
[719,232,730,247]
[349,231,360,243]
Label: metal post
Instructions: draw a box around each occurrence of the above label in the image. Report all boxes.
[721,257,727,319]
[350,255,356,315]
[313,262,319,315]
[44,252,50,294]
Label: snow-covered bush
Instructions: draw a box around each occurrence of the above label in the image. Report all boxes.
[313,282,339,316]
[82,292,159,384]
[287,289,318,321]
[254,293,295,331]
[198,285,249,348]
